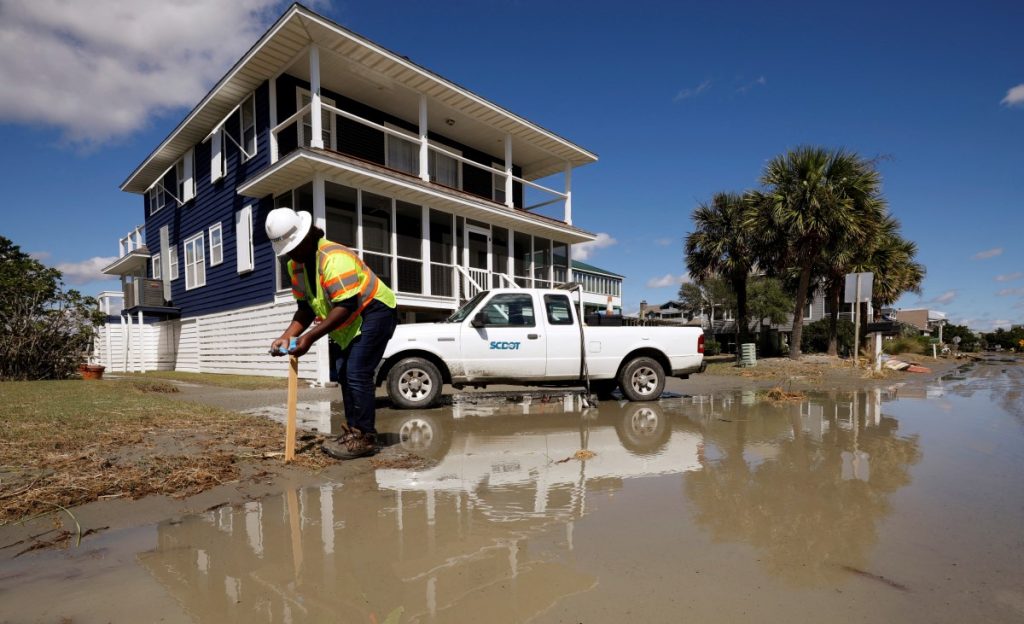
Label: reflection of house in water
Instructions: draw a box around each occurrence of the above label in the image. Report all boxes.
[681,389,921,584]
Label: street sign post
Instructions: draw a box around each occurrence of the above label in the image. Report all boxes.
[845,272,874,367]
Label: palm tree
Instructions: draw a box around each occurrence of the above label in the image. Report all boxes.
[685,192,757,346]
[855,225,925,317]
[751,147,884,359]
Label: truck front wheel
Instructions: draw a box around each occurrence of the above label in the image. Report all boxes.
[388,357,443,409]
[618,356,665,402]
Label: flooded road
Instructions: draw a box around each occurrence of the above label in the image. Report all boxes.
[2,362,1023,622]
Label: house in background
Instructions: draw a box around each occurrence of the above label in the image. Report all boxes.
[885,308,947,338]
[570,260,623,315]
[95,3,597,383]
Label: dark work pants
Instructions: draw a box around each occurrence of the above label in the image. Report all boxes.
[335,300,397,435]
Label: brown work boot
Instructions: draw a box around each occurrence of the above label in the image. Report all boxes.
[322,428,377,460]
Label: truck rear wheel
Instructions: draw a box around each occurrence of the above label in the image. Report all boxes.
[388,357,443,409]
[618,356,665,402]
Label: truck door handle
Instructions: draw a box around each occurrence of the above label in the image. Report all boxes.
[527,334,539,340]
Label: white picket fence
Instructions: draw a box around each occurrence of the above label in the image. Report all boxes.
[94,300,321,380]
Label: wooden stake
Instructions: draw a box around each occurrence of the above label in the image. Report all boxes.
[285,355,298,463]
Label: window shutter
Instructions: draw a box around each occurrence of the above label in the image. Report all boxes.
[236,206,254,273]
[183,148,195,201]
[159,225,171,301]
[211,129,224,182]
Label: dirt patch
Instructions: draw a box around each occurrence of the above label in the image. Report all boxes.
[0,380,331,525]
[762,386,807,402]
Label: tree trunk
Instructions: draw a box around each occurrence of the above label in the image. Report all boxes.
[827,279,842,357]
[789,262,812,360]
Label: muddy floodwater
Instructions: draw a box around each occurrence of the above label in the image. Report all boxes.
[2,362,1023,623]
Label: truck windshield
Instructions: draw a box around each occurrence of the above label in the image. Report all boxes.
[446,291,489,323]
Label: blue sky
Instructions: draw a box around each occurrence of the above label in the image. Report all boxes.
[1,0,1022,330]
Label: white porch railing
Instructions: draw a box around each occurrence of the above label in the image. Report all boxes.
[118,225,145,256]
[271,100,570,220]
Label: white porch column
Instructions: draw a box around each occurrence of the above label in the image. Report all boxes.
[564,163,573,225]
[309,46,324,149]
[504,134,514,209]
[421,205,431,295]
[419,95,430,182]
[269,77,279,163]
[313,173,330,385]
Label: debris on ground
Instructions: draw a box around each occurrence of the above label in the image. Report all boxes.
[369,453,432,470]
[763,386,807,402]
[556,450,597,463]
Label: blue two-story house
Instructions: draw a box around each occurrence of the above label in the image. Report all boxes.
[97,3,598,383]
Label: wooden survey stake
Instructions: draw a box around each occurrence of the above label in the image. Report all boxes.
[285,355,298,462]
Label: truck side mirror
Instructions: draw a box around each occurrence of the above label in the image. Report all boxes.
[471,311,488,328]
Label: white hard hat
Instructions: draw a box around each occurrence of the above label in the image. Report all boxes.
[265,207,312,257]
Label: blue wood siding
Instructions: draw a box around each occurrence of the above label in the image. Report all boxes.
[145,81,277,319]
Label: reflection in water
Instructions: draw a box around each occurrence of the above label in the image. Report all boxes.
[139,389,923,621]
[683,388,920,584]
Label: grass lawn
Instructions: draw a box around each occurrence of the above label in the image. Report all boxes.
[119,370,288,390]
[0,379,325,524]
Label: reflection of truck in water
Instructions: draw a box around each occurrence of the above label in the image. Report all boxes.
[377,289,706,408]
[376,401,703,521]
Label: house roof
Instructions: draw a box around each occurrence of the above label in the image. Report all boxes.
[570,260,623,278]
[121,3,597,194]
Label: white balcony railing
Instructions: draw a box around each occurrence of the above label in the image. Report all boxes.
[118,225,145,257]
[271,101,570,220]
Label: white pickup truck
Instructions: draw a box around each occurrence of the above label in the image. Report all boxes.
[376,288,705,408]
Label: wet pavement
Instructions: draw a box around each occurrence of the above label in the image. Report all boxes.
[2,361,1023,622]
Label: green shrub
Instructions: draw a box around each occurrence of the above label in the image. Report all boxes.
[704,338,722,356]
[800,318,855,355]
[883,336,924,355]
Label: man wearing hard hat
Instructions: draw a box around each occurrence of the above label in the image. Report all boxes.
[266,207,397,459]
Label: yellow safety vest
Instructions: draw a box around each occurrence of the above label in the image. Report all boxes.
[288,238,396,349]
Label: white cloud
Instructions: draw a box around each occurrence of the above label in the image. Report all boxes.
[990,319,1013,330]
[1001,84,1024,107]
[736,75,767,94]
[995,272,1023,282]
[29,251,52,261]
[655,237,674,247]
[645,273,689,289]
[55,257,118,285]
[996,287,1024,297]
[920,290,957,305]
[972,247,1003,260]
[673,80,711,102]
[0,0,294,146]
[572,232,617,261]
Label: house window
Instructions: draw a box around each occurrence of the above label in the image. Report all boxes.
[209,223,223,266]
[152,254,161,279]
[395,201,423,294]
[297,90,335,149]
[385,128,418,176]
[361,192,393,286]
[241,93,257,160]
[429,148,461,189]
[184,233,207,290]
[492,162,507,204]
[148,186,165,215]
[804,300,814,319]
[169,244,179,280]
